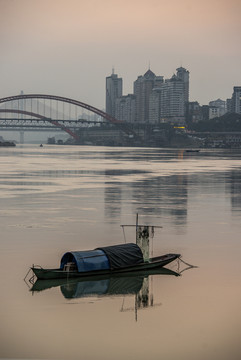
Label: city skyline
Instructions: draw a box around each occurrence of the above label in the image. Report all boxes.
[1,0,241,110]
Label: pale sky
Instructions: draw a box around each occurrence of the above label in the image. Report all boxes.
[1,0,241,109]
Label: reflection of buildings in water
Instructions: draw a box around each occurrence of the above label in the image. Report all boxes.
[132,174,188,226]
[104,168,148,220]
[103,173,188,226]
[104,186,122,220]
[228,170,241,212]
[191,169,241,214]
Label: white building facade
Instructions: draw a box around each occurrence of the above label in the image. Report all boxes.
[209,98,227,119]
[115,94,136,123]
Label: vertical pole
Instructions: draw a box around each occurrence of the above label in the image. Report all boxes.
[135,213,138,244]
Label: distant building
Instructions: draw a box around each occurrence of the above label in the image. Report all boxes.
[134,69,163,123]
[149,88,162,124]
[209,98,226,110]
[159,74,185,124]
[115,94,136,123]
[106,70,123,118]
[148,67,189,125]
[231,87,241,114]
[112,66,189,125]
[201,105,210,121]
[209,107,222,119]
[208,98,227,119]
[186,101,202,123]
[176,67,189,104]
[226,98,232,113]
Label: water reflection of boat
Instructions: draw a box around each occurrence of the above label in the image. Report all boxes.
[30,267,180,299]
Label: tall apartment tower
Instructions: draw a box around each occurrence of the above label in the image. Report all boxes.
[176,67,189,103]
[232,87,241,114]
[106,70,123,118]
[160,75,185,122]
[115,94,136,122]
[134,69,163,123]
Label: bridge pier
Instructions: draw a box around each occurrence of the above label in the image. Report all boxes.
[20,131,24,144]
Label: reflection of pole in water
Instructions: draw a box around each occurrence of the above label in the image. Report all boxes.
[134,275,162,322]
[135,276,150,322]
[136,277,149,308]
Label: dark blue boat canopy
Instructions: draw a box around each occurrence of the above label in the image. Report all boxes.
[60,243,143,273]
[60,249,109,273]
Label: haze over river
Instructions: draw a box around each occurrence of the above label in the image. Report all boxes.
[0,145,241,360]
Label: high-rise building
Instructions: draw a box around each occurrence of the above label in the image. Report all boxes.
[160,75,185,123]
[226,98,232,113]
[115,94,136,123]
[106,70,123,118]
[186,101,202,123]
[147,67,189,125]
[134,70,163,123]
[149,88,162,124]
[176,67,189,104]
[231,87,241,114]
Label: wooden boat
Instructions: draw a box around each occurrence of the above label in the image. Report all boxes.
[31,216,181,281]
[31,243,180,280]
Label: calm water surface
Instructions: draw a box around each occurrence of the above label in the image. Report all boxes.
[0,145,241,360]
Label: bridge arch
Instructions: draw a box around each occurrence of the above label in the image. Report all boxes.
[0,94,122,125]
[0,108,79,140]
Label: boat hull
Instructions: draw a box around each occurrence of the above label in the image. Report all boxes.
[31,253,180,280]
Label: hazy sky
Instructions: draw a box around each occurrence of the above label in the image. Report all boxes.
[1,0,241,109]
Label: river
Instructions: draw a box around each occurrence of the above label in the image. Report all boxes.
[0,145,241,360]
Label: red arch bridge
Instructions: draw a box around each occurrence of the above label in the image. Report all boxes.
[0,94,136,141]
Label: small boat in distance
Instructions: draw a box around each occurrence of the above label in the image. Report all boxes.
[0,141,16,147]
[185,149,200,153]
[30,215,180,281]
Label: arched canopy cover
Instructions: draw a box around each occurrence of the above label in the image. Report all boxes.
[60,243,143,273]
[60,249,110,273]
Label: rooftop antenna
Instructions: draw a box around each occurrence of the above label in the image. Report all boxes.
[112,66,115,75]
